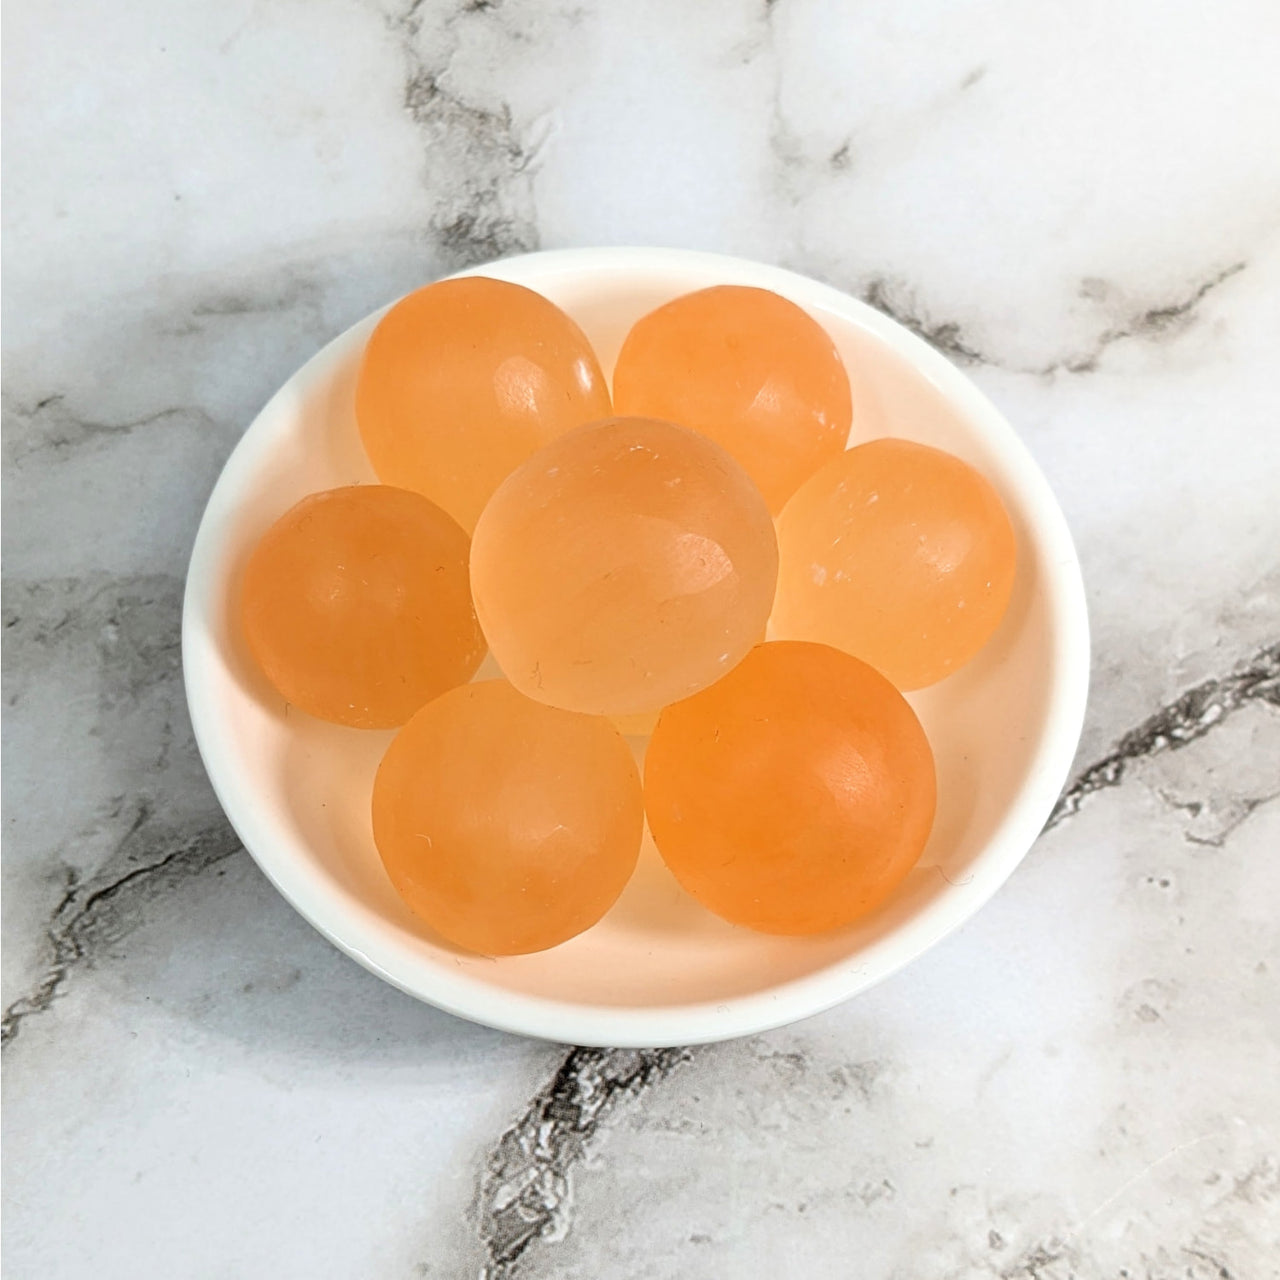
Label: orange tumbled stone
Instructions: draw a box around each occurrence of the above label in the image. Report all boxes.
[644,641,936,935]
[240,485,483,728]
[372,680,644,955]
[356,276,611,531]
[774,438,1017,689]
[470,416,779,717]
[612,285,852,512]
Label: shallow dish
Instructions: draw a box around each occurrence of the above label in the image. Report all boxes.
[182,247,1089,1047]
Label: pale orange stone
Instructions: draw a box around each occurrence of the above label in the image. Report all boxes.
[470,417,778,717]
[613,285,852,512]
[774,438,1017,689]
[645,641,936,935]
[356,276,611,532]
[240,485,483,728]
[372,680,644,955]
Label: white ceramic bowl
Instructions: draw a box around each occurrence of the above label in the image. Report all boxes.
[183,247,1089,1048]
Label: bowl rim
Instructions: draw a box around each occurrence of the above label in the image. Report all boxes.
[182,246,1090,1048]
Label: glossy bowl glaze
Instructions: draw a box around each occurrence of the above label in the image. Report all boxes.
[183,247,1089,1047]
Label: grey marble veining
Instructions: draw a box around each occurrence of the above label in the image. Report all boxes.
[4,1,1280,1276]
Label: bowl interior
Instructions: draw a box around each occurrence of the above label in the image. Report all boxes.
[183,248,1087,1046]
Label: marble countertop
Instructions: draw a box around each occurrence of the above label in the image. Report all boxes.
[4,2,1279,1276]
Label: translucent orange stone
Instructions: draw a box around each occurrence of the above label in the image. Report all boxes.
[355,276,612,532]
[644,641,936,935]
[240,485,483,728]
[372,680,644,955]
[774,438,1017,690]
[470,416,778,717]
[612,285,852,512]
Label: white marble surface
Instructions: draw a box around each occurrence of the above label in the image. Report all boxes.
[3,1,1279,1276]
